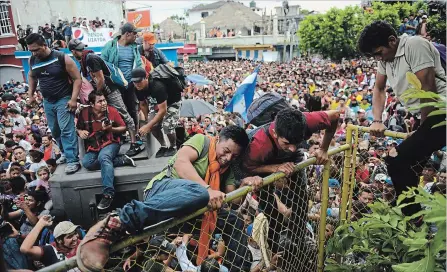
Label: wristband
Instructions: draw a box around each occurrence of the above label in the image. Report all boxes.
[205,185,211,190]
[372,120,383,124]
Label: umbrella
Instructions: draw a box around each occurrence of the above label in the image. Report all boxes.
[1,93,15,101]
[180,99,217,118]
[186,74,214,86]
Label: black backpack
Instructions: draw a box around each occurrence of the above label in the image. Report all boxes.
[246,92,290,126]
[150,64,187,95]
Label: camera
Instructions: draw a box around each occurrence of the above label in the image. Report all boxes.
[102,119,111,127]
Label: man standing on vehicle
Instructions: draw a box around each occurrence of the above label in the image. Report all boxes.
[69,39,139,157]
[101,23,144,157]
[139,32,169,68]
[131,67,181,157]
[26,33,81,174]
[358,21,446,216]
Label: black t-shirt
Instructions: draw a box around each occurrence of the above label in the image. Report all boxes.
[134,77,181,106]
[40,245,65,266]
[86,54,110,77]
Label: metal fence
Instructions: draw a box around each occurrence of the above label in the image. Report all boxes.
[38,125,410,272]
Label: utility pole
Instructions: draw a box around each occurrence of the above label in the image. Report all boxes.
[282,1,289,63]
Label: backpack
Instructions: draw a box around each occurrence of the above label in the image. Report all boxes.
[246,92,290,126]
[150,64,187,95]
[100,59,129,87]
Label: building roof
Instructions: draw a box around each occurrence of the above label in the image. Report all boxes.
[189,1,227,12]
[159,18,183,38]
[191,1,262,31]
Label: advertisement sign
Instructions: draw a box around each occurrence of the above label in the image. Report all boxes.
[127,9,151,28]
[72,28,113,47]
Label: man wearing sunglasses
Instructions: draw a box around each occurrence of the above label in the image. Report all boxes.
[358,21,446,217]
[101,23,145,157]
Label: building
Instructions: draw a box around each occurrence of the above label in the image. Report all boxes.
[0,0,123,82]
[190,1,262,37]
[159,18,184,40]
[187,1,227,26]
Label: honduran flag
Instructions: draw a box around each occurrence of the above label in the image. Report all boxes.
[225,65,260,121]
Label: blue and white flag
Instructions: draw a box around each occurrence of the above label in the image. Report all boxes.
[225,66,260,121]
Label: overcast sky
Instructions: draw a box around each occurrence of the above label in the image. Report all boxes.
[126,1,361,24]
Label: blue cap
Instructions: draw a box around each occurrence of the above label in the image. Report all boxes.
[246,223,253,236]
[328,179,340,188]
[385,177,393,185]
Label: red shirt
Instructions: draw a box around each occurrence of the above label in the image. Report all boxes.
[77,106,125,152]
[243,111,331,171]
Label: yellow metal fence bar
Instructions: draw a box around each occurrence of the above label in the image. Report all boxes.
[317,161,331,272]
[38,145,351,272]
[340,126,353,224]
[354,125,407,139]
[347,126,359,222]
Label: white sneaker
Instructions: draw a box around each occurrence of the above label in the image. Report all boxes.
[56,155,67,165]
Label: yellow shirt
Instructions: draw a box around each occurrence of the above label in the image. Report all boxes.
[309,84,316,94]
[419,176,436,187]
[330,101,339,110]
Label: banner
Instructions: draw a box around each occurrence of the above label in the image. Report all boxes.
[72,27,113,47]
[127,9,151,28]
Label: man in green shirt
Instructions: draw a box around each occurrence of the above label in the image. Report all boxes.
[77,125,263,271]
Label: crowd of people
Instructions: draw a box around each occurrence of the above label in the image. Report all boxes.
[17,16,115,51]
[0,19,445,272]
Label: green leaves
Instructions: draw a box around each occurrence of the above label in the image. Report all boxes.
[325,188,446,272]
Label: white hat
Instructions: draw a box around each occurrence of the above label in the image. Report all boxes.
[53,221,79,239]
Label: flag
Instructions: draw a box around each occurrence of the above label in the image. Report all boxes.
[225,66,260,121]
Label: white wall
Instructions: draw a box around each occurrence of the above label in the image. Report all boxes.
[11,0,123,32]
[188,9,217,26]
[0,66,23,83]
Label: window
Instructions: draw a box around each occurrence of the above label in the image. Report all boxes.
[201,11,209,18]
[0,2,12,35]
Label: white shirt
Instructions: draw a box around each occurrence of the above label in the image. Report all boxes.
[176,243,228,272]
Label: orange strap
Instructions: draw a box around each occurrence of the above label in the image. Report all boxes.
[197,136,227,265]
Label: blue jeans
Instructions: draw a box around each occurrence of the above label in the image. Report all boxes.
[43,96,79,163]
[82,143,124,196]
[119,178,209,232]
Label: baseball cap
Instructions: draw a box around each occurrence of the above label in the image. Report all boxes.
[358,108,365,113]
[121,22,141,34]
[374,173,387,182]
[131,67,147,83]
[53,221,79,239]
[328,178,340,188]
[68,39,86,51]
[149,235,176,254]
[143,32,157,44]
[422,15,428,19]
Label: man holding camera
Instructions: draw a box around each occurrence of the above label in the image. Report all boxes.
[77,91,136,210]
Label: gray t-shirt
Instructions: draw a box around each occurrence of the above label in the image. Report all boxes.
[377,34,446,112]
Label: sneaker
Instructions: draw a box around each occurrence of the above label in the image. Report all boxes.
[155,147,168,158]
[76,213,122,272]
[125,142,145,157]
[123,155,136,167]
[56,154,67,165]
[64,163,80,174]
[164,147,177,157]
[97,195,113,210]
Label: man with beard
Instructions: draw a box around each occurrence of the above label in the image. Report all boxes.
[139,32,169,68]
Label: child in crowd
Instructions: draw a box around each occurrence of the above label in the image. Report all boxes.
[28,166,51,198]
[28,149,47,180]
